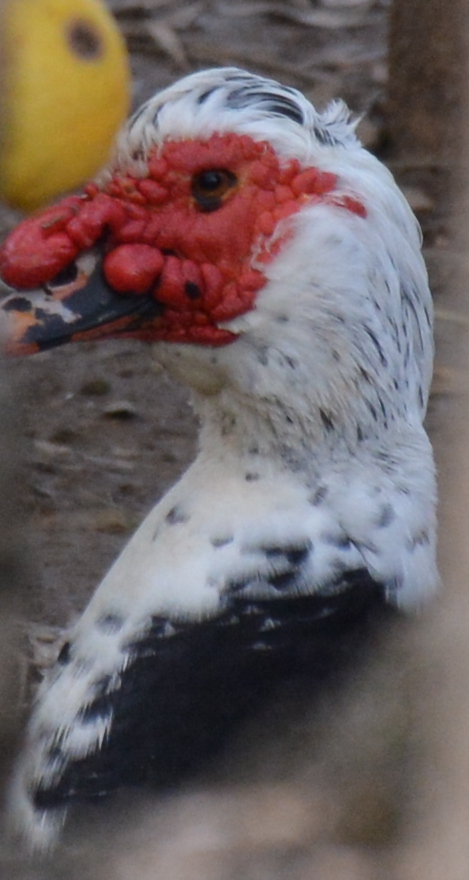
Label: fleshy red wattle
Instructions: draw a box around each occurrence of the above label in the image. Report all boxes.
[0,133,367,346]
[0,196,83,288]
[104,244,165,293]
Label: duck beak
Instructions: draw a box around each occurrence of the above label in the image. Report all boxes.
[0,248,164,356]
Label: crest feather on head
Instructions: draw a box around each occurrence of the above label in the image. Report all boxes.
[107,68,359,180]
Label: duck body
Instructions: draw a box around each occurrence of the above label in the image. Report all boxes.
[0,68,437,849]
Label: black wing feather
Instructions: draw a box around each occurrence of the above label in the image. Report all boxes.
[34,569,393,809]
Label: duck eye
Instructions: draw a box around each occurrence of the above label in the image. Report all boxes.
[192,169,237,212]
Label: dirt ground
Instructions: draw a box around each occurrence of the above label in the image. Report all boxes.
[0,1,456,876]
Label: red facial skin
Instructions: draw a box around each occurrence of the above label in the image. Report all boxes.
[0,133,366,347]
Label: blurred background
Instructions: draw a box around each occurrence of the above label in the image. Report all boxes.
[1,1,469,876]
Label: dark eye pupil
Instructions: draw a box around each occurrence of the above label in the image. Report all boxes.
[198,171,224,192]
[192,169,236,212]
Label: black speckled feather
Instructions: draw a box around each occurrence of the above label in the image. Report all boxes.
[34,569,393,809]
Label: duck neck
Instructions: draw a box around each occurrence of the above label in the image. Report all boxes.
[191,381,359,483]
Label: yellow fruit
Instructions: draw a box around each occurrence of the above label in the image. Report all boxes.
[0,0,130,211]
